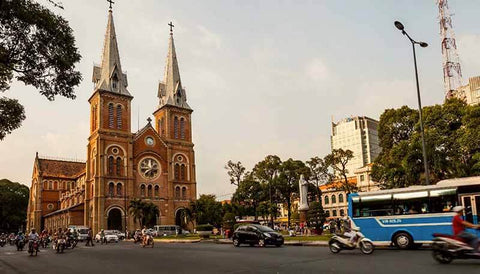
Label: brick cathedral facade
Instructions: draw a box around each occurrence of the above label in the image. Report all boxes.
[26,9,196,234]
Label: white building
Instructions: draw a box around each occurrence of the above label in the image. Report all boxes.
[331,116,380,176]
[450,76,480,105]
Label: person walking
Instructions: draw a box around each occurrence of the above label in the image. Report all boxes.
[85,228,94,247]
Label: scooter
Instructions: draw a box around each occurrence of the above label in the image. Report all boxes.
[328,228,375,255]
[28,240,39,256]
[16,237,25,251]
[54,238,66,253]
[142,235,154,248]
[431,231,480,264]
[0,238,6,247]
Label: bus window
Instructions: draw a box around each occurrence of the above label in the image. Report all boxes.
[393,191,429,215]
[358,194,392,217]
[429,191,457,213]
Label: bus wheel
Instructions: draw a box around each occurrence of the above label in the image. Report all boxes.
[393,233,412,249]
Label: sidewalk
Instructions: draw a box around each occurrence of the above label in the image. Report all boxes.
[213,238,398,248]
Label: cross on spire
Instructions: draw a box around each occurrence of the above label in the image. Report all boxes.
[107,0,115,10]
[168,22,174,34]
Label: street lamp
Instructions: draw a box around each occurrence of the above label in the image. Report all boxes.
[394,21,430,185]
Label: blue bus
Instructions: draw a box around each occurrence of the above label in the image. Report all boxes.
[348,176,480,249]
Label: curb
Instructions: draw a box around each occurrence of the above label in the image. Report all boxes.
[153,239,201,243]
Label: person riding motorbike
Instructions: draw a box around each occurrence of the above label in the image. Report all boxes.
[27,228,40,254]
[141,226,150,246]
[452,206,480,253]
[341,216,356,247]
[15,232,25,251]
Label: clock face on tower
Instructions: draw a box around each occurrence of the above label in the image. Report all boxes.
[139,158,160,179]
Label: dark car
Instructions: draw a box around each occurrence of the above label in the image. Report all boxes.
[232,224,284,247]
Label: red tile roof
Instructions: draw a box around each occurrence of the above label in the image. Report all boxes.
[38,158,85,179]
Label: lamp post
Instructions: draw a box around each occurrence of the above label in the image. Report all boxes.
[394,21,430,185]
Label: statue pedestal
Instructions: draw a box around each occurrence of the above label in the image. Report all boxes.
[299,210,308,223]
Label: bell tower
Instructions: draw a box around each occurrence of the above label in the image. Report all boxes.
[153,23,197,221]
[86,7,134,233]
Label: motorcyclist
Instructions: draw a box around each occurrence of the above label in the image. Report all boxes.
[452,206,480,253]
[15,231,25,251]
[141,226,149,245]
[28,228,40,253]
[341,216,356,246]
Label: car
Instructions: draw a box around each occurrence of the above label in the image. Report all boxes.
[95,231,119,243]
[146,228,158,237]
[232,224,284,247]
[110,230,125,240]
[68,226,89,241]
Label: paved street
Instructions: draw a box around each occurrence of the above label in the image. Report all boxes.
[1,242,479,274]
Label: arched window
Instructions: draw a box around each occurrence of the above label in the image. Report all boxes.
[339,194,344,203]
[108,156,114,175]
[180,118,185,139]
[117,183,122,196]
[325,210,330,217]
[340,209,345,216]
[112,73,118,90]
[116,105,122,129]
[108,182,114,197]
[174,116,179,138]
[140,185,146,197]
[333,210,337,217]
[174,164,180,180]
[154,185,159,197]
[147,185,153,197]
[175,186,180,199]
[116,157,122,176]
[181,187,187,200]
[324,196,329,205]
[331,195,336,204]
[180,165,186,180]
[108,103,114,128]
[48,181,53,190]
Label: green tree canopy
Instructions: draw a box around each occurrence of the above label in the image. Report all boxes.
[372,99,480,188]
[0,0,82,140]
[0,179,29,232]
[189,194,223,227]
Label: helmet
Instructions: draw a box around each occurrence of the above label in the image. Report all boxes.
[453,206,464,212]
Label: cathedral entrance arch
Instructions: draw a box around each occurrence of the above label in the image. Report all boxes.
[175,208,187,229]
[107,208,123,231]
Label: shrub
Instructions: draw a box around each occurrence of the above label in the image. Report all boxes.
[196,224,213,231]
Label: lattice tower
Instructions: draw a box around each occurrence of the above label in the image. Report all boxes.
[438,0,463,99]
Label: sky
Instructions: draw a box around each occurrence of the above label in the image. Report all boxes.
[1,0,480,199]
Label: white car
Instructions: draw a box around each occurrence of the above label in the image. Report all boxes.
[95,231,119,243]
[110,230,125,240]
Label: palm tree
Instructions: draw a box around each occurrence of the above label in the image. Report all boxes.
[143,202,160,227]
[129,199,145,227]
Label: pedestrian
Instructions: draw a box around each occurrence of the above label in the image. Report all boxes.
[85,228,94,247]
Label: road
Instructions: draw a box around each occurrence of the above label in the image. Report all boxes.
[0,241,479,274]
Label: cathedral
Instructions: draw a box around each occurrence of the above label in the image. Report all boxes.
[26,8,196,234]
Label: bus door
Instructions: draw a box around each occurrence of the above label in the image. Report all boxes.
[460,194,480,224]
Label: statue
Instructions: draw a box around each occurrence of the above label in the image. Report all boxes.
[298,174,309,212]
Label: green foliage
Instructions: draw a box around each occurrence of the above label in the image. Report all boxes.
[189,194,223,228]
[128,199,159,227]
[306,202,326,230]
[222,212,236,230]
[306,156,331,201]
[0,179,29,232]
[325,149,356,193]
[0,97,25,140]
[372,99,480,188]
[232,172,266,220]
[196,224,213,231]
[0,0,82,139]
[225,160,246,186]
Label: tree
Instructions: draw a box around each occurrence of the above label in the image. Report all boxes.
[325,149,356,193]
[252,155,282,227]
[0,0,82,139]
[189,194,223,227]
[232,172,266,220]
[225,160,246,187]
[306,156,331,202]
[372,99,480,188]
[0,179,29,232]
[306,201,326,232]
[128,199,145,227]
[142,202,159,228]
[276,158,307,228]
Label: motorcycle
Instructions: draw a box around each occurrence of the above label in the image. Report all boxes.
[16,237,25,251]
[328,227,375,255]
[0,238,6,247]
[65,236,77,249]
[28,240,39,256]
[54,238,66,253]
[431,231,480,264]
[133,233,142,244]
[142,234,154,248]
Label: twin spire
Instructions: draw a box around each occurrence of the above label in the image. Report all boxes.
[92,9,189,111]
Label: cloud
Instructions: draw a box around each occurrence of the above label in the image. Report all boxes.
[305,58,330,82]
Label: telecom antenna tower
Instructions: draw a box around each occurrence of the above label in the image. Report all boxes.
[438,0,463,99]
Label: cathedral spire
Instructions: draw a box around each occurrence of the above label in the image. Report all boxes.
[158,22,190,110]
[92,9,130,96]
